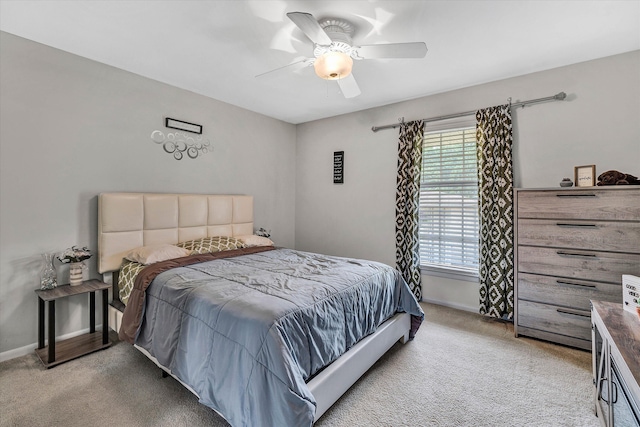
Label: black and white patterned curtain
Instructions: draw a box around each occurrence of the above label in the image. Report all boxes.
[476,105,514,319]
[396,120,424,300]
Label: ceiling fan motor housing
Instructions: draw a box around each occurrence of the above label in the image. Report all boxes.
[313,18,357,59]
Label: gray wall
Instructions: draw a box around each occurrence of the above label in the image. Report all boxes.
[2,30,638,357]
[295,51,640,311]
[0,33,297,356]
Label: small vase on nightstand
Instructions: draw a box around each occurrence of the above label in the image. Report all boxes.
[40,252,57,290]
[69,262,83,286]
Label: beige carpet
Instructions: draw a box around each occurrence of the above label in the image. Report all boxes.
[0,303,599,427]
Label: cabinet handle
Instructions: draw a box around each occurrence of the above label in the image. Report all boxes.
[556,251,597,258]
[555,193,596,197]
[556,308,591,318]
[556,280,597,288]
[556,223,598,228]
[599,378,609,404]
[611,380,618,404]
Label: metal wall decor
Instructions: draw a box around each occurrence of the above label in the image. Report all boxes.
[333,151,344,184]
[165,117,202,134]
[150,130,212,160]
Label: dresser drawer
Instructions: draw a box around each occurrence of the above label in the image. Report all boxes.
[517,300,591,341]
[517,273,621,311]
[518,219,640,253]
[517,188,640,221]
[518,246,640,284]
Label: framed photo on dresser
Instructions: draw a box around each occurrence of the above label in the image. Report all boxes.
[574,165,596,187]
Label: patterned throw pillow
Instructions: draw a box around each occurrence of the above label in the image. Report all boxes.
[176,236,245,255]
[118,259,146,305]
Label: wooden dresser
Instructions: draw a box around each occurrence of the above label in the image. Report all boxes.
[514,187,640,350]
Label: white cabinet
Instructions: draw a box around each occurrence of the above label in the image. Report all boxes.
[592,300,640,426]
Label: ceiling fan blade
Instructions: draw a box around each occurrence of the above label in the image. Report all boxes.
[255,58,314,79]
[356,42,427,59]
[286,12,333,45]
[337,74,361,99]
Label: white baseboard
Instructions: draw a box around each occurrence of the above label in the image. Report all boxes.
[0,325,102,363]
[422,297,477,314]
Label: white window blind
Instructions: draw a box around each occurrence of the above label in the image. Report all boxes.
[419,126,479,275]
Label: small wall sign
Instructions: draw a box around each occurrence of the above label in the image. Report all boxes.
[333,151,344,184]
[574,164,596,187]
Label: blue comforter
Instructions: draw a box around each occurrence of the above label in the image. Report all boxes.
[134,248,423,426]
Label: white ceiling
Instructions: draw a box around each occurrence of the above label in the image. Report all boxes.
[1,0,639,124]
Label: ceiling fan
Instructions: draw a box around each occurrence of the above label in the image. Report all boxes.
[257,12,428,99]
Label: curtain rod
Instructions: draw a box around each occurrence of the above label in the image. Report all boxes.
[370,92,567,133]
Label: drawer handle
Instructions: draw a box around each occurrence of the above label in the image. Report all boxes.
[556,223,598,228]
[556,308,590,318]
[555,193,596,197]
[556,251,597,258]
[599,378,609,404]
[556,280,597,288]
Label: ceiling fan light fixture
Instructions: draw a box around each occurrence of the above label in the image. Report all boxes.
[314,51,353,80]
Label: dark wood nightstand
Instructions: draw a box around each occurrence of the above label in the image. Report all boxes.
[35,279,111,368]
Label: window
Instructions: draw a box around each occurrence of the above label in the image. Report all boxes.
[419,123,479,279]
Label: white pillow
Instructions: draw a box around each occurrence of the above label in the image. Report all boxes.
[124,244,191,265]
[237,235,274,247]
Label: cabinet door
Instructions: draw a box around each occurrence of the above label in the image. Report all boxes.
[595,336,611,426]
[612,362,640,427]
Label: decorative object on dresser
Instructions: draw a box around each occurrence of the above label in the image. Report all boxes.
[575,164,596,187]
[559,178,573,187]
[514,187,640,350]
[591,300,640,426]
[622,275,640,318]
[57,246,92,286]
[597,170,640,186]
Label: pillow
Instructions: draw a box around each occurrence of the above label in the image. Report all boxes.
[176,236,245,255]
[237,235,274,247]
[118,259,146,305]
[125,244,191,265]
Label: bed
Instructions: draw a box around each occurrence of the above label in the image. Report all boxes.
[98,192,423,426]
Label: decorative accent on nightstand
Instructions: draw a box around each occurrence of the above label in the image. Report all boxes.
[57,246,91,286]
[255,228,271,238]
[40,252,57,290]
[68,262,83,286]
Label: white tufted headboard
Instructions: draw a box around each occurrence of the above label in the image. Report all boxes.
[98,193,253,273]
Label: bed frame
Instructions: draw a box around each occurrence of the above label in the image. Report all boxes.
[97,192,411,422]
